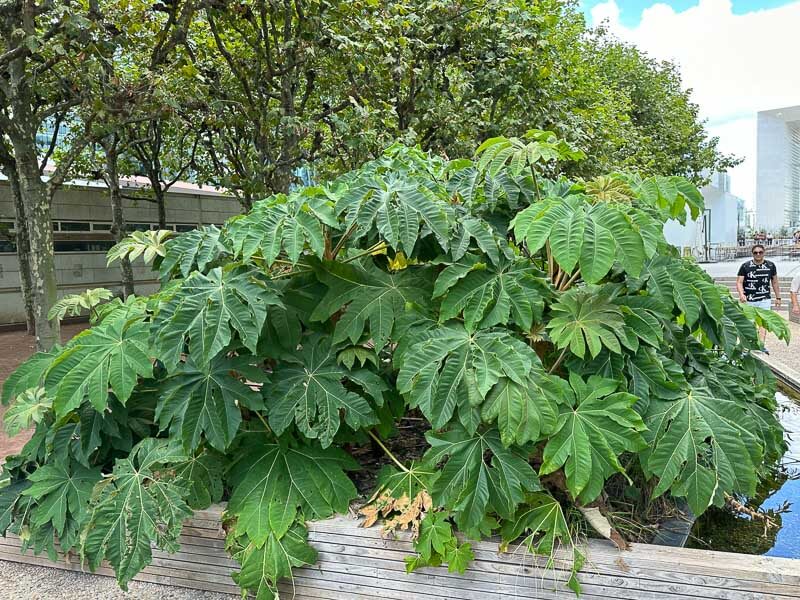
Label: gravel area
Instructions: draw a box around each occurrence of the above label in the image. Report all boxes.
[0,560,236,600]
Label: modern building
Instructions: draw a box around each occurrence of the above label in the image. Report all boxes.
[756,105,800,231]
[0,176,242,324]
[663,171,743,252]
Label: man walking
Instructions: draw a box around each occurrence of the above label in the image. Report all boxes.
[737,243,782,351]
[791,271,800,318]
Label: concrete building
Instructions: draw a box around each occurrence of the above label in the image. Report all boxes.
[0,177,242,324]
[756,105,800,231]
[663,171,742,252]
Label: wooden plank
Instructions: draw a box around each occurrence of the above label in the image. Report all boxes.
[3,507,800,600]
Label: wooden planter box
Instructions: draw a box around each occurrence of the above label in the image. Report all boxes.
[1,504,799,599]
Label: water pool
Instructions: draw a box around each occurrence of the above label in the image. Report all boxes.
[689,391,800,557]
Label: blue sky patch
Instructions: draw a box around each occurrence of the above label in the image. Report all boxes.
[580,0,798,27]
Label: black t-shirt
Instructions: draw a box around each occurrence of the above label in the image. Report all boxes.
[737,259,777,301]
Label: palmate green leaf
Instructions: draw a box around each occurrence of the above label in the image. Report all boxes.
[156,355,264,452]
[21,456,100,540]
[227,188,339,266]
[540,374,647,503]
[500,492,571,556]
[550,198,585,273]
[396,324,534,431]
[107,229,173,268]
[311,258,434,350]
[434,254,546,332]
[267,335,383,448]
[227,433,358,547]
[451,215,507,265]
[47,288,114,322]
[173,449,225,510]
[82,439,192,590]
[158,226,228,281]
[152,266,281,371]
[480,368,561,447]
[625,348,686,409]
[0,479,30,535]
[405,510,475,575]
[641,386,761,516]
[423,427,540,533]
[3,387,51,437]
[335,173,452,254]
[45,316,152,417]
[2,349,58,406]
[233,524,317,600]
[546,287,628,359]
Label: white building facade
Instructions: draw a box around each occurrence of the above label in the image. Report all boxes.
[663,172,742,251]
[756,105,800,231]
[0,178,242,324]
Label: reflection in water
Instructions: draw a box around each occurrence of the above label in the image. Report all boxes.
[689,392,800,557]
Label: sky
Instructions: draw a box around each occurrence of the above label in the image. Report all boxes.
[580,0,800,208]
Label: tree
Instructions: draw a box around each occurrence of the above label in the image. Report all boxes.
[0,0,201,347]
[1,132,787,598]
[189,0,735,203]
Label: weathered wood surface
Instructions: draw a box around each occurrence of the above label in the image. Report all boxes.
[1,505,799,599]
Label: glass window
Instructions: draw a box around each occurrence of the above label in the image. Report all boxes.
[91,222,112,231]
[175,224,196,232]
[0,240,16,253]
[60,221,91,232]
[52,222,60,231]
[129,223,152,232]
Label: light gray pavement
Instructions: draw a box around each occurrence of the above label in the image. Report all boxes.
[0,559,236,600]
[700,258,800,279]
[763,318,800,386]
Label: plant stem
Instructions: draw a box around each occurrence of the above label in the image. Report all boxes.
[342,241,388,264]
[548,346,569,374]
[546,241,553,279]
[530,164,543,203]
[560,268,582,291]
[367,429,410,473]
[254,411,272,433]
[331,223,358,259]
[270,267,311,280]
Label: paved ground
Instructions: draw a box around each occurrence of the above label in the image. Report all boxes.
[700,258,800,279]
[0,560,235,599]
[0,324,86,462]
[763,318,800,386]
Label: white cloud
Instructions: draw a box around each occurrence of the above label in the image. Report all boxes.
[589,0,800,206]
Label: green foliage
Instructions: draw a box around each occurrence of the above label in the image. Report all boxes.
[48,288,115,322]
[107,230,174,268]
[0,138,786,600]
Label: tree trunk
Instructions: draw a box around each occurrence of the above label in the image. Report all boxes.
[105,142,135,297]
[0,151,36,334]
[15,146,59,350]
[9,169,36,334]
[154,185,167,229]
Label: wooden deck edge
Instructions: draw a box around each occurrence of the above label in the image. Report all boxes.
[1,505,799,599]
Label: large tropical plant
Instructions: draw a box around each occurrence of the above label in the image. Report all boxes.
[0,131,788,598]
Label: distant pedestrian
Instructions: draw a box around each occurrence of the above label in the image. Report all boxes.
[791,272,800,317]
[767,232,774,246]
[737,244,782,351]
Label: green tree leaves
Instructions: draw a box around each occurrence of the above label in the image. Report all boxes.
[396,324,535,431]
[540,375,646,503]
[267,335,384,448]
[156,355,264,452]
[547,287,628,358]
[82,439,193,589]
[45,316,152,416]
[312,259,434,350]
[152,266,281,370]
[641,386,763,515]
[423,427,540,533]
[433,254,546,332]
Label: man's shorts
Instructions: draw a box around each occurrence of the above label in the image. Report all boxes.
[748,298,773,310]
